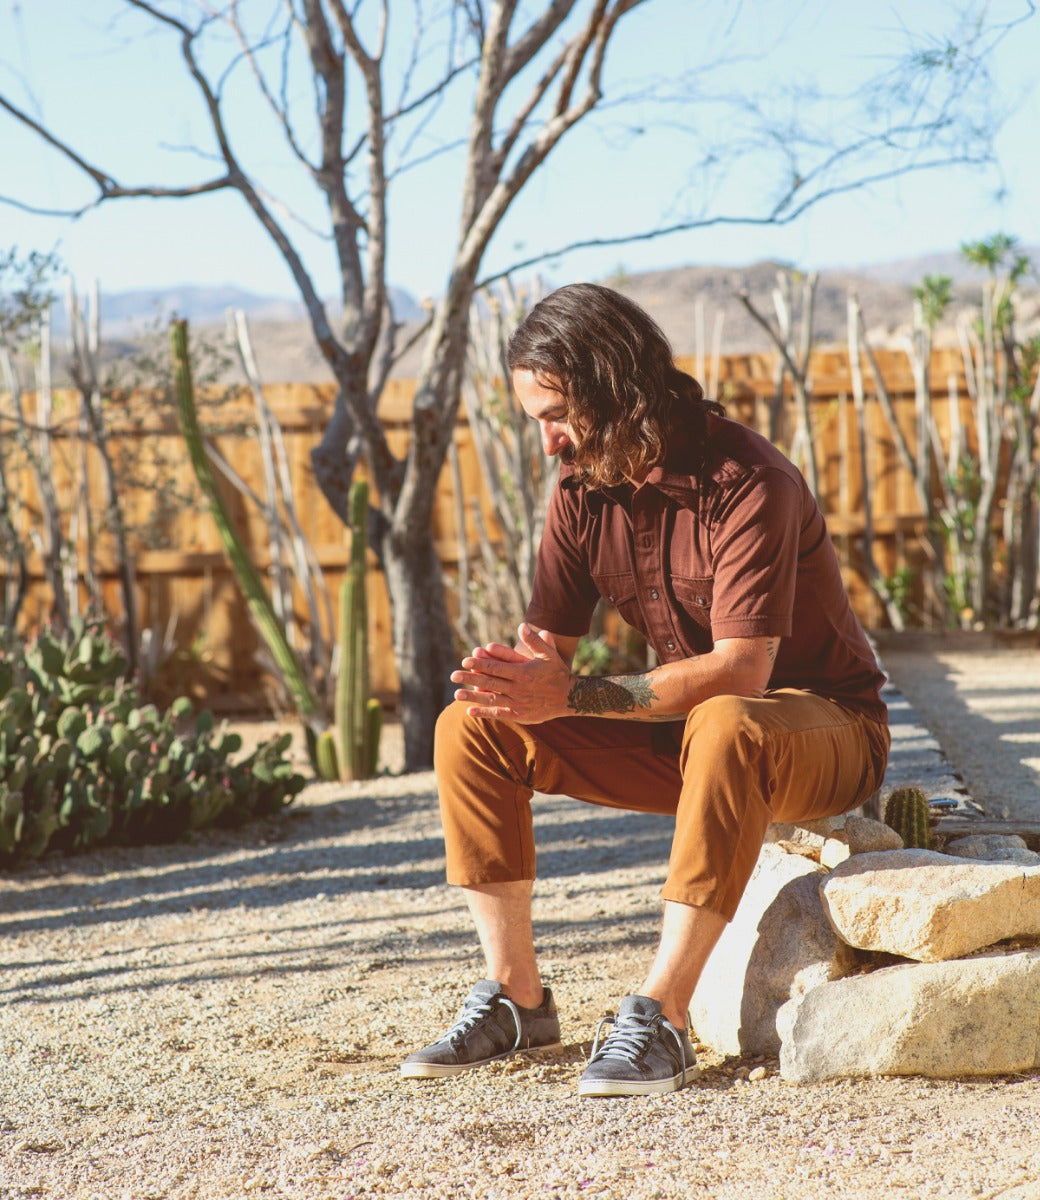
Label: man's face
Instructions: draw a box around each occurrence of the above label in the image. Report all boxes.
[512,368,578,460]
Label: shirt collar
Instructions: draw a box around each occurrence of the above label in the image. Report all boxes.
[558,413,709,503]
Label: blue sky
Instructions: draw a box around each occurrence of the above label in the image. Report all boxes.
[1,0,1038,301]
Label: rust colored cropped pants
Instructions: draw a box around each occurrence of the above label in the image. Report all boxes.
[434,689,890,922]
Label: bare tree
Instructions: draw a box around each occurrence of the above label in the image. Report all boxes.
[1,1,1032,766]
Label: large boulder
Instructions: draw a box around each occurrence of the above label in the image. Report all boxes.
[820,849,1040,961]
[690,844,858,1056]
[778,949,1040,1082]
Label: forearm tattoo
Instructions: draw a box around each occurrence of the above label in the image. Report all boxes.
[566,673,681,720]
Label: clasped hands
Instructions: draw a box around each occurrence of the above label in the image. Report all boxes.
[451,622,571,724]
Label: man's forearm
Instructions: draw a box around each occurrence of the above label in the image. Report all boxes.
[563,637,779,721]
[565,672,686,720]
[449,627,777,725]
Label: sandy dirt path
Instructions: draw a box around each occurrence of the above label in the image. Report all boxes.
[876,632,1040,823]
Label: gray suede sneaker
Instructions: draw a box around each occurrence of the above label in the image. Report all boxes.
[578,994,699,1097]
[400,980,562,1078]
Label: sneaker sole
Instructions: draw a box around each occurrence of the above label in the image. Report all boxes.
[577,1065,700,1097]
[400,1041,564,1079]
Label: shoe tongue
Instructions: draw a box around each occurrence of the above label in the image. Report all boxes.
[470,979,505,1001]
[617,994,663,1020]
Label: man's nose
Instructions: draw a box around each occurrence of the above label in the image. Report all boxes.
[541,422,569,456]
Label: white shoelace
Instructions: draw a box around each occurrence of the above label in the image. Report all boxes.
[589,1011,688,1075]
[441,994,523,1052]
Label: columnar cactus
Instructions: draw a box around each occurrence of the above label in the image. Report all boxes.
[313,481,383,783]
[333,479,382,781]
[314,729,340,782]
[170,319,319,724]
[883,785,932,850]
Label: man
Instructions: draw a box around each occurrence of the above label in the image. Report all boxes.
[401,283,889,1097]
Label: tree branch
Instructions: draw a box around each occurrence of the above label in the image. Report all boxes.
[0,94,234,211]
[323,0,391,361]
[459,0,642,273]
[226,1,316,172]
[475,148,991,288]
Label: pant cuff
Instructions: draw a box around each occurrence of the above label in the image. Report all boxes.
[660,883,737,923]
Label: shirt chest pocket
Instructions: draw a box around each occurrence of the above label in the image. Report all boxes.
[671,575,714,629]
[592,570,641,627]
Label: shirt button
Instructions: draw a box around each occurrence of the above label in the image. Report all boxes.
[666,640,676,651]
[650,588,659,600]
[607,595,615,603]
[642,535,652,548]
[695,597,708,607]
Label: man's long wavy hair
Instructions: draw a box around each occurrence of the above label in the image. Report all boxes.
[506,283,724,489]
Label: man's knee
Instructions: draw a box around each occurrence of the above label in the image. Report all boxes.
[434,701,521,780]
[684,693,759,742]
[434,700,474,775]
[678,693,769,775]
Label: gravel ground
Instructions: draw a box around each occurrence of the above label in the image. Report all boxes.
[3,643,1040,1200]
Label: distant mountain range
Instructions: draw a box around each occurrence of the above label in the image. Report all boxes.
[840,247,1040,287]
[35,247,1040,387]
[47,284,425,338]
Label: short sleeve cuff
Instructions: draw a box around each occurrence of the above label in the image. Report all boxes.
[523,603,593,639]
[710,614,793,640]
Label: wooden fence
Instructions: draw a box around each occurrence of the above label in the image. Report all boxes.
[0,346,1000,709]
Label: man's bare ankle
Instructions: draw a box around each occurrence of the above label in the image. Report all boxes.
[500,981,545,1009]
[640,990,687,1029]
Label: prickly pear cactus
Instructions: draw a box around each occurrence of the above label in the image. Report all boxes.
[0,618,305,864]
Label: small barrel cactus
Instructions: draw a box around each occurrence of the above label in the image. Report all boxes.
[883,785,932,849]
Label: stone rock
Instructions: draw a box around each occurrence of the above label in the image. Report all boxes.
[845,814,904,854]
[819,836,851,869]
[820,849,1040,961]
[943,834,1040,866]
[778,948,1040,1082]
[820,815,902,869]
[765,815,849,860]
[768,814,850,839]
[690,844,858,1056]
[764,824,826,859]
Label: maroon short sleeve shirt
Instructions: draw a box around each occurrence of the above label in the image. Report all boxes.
[525,412,887,722]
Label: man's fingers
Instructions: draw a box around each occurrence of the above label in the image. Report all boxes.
[455,689,517,719]
[454,683,511,705]
[464,703,516,720]
[517,622,558,659]
[473,641,528,663]
[455,658,521,682]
